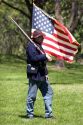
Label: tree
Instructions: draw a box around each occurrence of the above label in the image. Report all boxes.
[55,0,83,67]
[0,0,33,55]
[0,0,82,61]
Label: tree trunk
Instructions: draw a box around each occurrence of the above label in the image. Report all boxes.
[55,0,64,24]
[67,1,78,33]
[54,0,65,69]
[67,1,82,63]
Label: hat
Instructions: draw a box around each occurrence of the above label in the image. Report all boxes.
[33,30,44,38]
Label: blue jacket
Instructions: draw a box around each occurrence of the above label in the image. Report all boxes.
[26,42,48,81]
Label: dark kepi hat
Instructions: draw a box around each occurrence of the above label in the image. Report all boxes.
[33,30,45,38]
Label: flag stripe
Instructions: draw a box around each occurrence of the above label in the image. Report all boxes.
[43,45,73,59]
[42,42,75,56]
[54,30,69,40]
[43,40,77,56]
[54,20,79,46]
[53,33,73,43]
[55,26,68,36]
[53,33,79,46]
[44,36,77,51]
[44,49,73,62]
[42,31,78,49]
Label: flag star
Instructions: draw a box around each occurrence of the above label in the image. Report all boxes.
[39,12,42,14]
[44,26,46,28]
[35,10,37,12]
[42,15,44,17]
[39,15,41,17]
[41,23,43,26]
[34,18,36,21]
[38,24,41,27]
[47,25,49,27]
[34,9,36,12]
[35,13,37,16]
[39,11,42,14]
[49,23,51,26]
[40,27,43,30]
[44,22,46,24]
[46,29,48,32]
[36,26,38,29]
[36,21,39,24]
[37,12,39,15]
[34,23,36,26]
[36,17,39,19]
[50,31,53,34]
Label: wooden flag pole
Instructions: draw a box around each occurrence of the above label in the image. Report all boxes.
[9,17,44,54]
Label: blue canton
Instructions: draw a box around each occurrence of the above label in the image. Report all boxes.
[32,5,54,34]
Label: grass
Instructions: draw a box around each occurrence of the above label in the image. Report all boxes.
[0,55,83,125]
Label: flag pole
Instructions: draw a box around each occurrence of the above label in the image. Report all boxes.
[29,0,33,37]
[9,17,44,54]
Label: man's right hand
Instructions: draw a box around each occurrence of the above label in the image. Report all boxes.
[46,53,52,62]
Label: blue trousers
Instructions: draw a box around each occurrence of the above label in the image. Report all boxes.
[26,78,53,117]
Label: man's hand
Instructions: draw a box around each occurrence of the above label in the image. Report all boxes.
[46,53,52,62]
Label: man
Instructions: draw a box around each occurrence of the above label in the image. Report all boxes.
[26,30,53,119]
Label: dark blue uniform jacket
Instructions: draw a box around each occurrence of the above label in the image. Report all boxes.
[26,42,48,81]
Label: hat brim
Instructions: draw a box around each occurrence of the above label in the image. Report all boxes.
[33,33,45,38]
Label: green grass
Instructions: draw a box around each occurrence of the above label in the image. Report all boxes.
[0,55,83,125]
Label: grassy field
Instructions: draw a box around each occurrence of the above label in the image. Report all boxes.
[0,55,83,125]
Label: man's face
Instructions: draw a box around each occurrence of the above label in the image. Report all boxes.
[34,35,44,45]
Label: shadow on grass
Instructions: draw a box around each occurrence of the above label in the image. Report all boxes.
[50,82,72,85]
[19,114,44,119]
[24,82,83,86]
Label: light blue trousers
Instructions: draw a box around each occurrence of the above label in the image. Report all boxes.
[26,78,53,117]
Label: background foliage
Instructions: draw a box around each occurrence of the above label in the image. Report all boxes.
[0,0,83,56]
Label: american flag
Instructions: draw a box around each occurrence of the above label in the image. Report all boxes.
[32,4,80,63]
